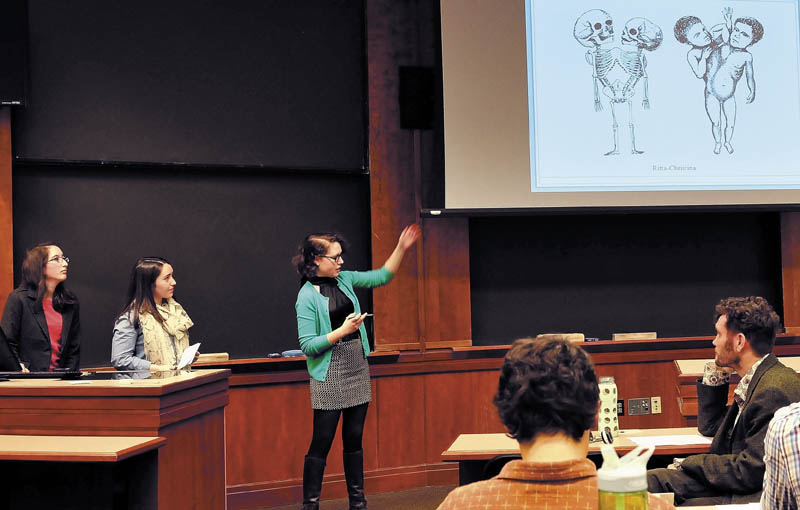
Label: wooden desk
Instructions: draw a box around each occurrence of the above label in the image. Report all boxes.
[0,369,229,510]
[0,435,165,510]
[675,357,800,425]
[682,507,759,510]
[209,337,800,508]
[442,427,711,485]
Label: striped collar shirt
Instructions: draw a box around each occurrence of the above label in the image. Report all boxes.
[762,402,800,510]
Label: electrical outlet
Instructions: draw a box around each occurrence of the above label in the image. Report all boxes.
[651,396,662,414]
[628,398,650,416]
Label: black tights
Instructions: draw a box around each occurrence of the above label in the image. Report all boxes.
[306,403,369,459]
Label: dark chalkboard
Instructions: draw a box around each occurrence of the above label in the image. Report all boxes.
[469,212,783,344]
[14,0,365,169]
[12,163,372,367]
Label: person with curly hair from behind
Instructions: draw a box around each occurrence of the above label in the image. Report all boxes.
[438,336,602,509]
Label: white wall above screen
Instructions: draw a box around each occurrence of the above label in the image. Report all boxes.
[441,0,800,209]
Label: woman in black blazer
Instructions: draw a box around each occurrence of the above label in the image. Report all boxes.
[0,243,80,372]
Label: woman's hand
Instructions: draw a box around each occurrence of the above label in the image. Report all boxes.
[397,224,421,252]
[329,313,367,344]
[383,224,421,274]
[340,313,367,335]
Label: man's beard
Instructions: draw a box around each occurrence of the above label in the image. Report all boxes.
[715,337,739,368]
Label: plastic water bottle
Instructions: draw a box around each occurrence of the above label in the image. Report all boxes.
[598,444,654,510]
[598,376,619,437]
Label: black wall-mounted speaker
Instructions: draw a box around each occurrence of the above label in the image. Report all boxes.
[399,66,434,130]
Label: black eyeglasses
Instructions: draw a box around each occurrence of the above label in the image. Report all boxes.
[47,255,70,264]
[318,254,343,263]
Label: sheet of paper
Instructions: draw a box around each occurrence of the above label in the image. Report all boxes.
[177,343,201,370]
[628,435,712,447]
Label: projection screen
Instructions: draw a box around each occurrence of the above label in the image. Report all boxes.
[441,0,800,209]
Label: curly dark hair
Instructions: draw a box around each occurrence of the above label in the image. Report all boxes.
[714,296,781,356]
[494,337,599,443]
[674,15,702,44]
[291,233,348,283]
[735,17,764,46]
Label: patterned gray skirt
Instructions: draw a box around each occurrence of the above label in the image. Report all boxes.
[310,338,372,410]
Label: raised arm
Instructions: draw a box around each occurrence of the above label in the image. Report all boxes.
[723,8,733,35]
[383,224,421,274]
[346,224,422,289]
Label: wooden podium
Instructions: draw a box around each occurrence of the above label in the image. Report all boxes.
[0,435,166,509]
[0,369,229,510]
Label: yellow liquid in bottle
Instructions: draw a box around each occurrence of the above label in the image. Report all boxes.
[598,489,648,510]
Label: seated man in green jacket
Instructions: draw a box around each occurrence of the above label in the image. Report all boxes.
[648,296,800,505]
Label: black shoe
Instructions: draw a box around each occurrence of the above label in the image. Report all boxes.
[343,449,367,510]
[301,455,326,510]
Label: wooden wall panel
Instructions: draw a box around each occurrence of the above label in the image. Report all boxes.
[782,212,800,333]
[159,408,226,510]
[225,373,457,509]
[423,371,504,465]
[367,0,422,350]
[595,361,683,430]
[364,0,473,353]
[0,107,12,310]
[366,0,473,352]
[375,374,427,468]
[421,218,472,348]
[225,382,323,486]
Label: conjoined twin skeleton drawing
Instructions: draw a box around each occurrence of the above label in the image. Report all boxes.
[574,10,663,155]
[574,8,762,156]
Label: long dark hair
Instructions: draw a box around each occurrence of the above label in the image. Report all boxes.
[291,233,348,284]
[119,257,170,327]
[20,242,77,311]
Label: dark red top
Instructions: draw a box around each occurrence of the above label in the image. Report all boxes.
[42,298,63,371]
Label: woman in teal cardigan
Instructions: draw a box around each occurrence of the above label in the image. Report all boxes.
[293,225,420,510]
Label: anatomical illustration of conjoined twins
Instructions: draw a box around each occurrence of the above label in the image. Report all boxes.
[574,10,663,156]
[674,8,763,155]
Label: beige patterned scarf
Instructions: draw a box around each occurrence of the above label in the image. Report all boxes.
[139,298,193,367]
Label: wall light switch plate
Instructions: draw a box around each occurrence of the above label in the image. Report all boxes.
[651,396,662,414]
[628,398,650,416]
